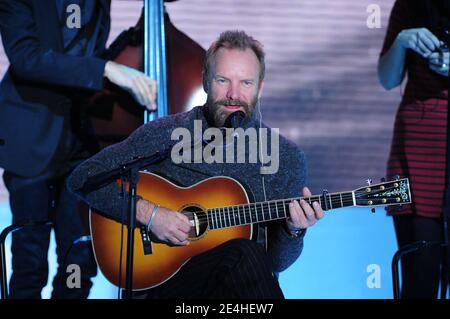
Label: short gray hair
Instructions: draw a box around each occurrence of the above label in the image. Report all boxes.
[203,30,265,92]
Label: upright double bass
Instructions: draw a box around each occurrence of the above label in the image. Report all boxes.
[85,0,205,150]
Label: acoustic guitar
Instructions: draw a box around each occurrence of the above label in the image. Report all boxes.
[90,172,412,290]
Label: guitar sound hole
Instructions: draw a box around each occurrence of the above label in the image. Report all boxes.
[181,206,209,240]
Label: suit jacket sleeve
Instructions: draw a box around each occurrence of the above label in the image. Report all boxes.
[0,0,106,90]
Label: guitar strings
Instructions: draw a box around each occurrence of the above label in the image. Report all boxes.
[192,183,405,214]
[185,185,403,218]
[130,182,406,227]
[195,193,402,221]
[185,194,354,216]
[175,183,407,224]
[182,198,398,225]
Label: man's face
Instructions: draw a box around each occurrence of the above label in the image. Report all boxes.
[206,48,264,127]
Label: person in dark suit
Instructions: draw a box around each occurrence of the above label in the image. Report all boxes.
[0,0,156,298]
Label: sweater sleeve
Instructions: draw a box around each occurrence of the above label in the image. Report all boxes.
[267,144,308,273]
[67,115,178,223]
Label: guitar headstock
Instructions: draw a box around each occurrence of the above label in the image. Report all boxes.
[353,178,412,207]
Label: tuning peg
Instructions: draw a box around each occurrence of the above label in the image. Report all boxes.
[380,177,386,182]
[366,179,372,186]
[371,208,376,213]
[394,174,400,180]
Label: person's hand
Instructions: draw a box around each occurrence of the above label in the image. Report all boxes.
[428,51,449,77]
[104,61,157,111]
[396,28,441,58]
[137,199,191,246]
[287,187,324,230]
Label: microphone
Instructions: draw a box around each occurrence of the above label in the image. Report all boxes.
[221,110,246,143]
[223,110,246,129]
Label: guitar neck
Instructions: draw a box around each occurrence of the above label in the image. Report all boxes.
[207,191,355,230]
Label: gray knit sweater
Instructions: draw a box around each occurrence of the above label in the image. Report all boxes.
[67,105,307,273]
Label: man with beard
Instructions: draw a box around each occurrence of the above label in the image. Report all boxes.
[67,30,323,298]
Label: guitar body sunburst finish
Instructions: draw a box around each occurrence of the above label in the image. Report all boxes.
[90,172,412,291]
[90,172,252,290]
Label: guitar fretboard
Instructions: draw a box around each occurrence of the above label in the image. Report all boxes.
[207,191,355,230]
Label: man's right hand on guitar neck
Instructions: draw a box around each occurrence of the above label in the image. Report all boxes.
[137,199,191,246]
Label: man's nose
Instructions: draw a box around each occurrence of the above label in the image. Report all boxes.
[226,82,241,100]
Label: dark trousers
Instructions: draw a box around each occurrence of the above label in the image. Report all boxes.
[144,238,284,299]
[393,214,446,299]
[2,131,98,299]
[3,172,97,299]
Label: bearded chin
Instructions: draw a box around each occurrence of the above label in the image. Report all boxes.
[206,95,258,127]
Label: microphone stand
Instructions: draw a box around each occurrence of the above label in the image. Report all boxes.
[80,147,171,299]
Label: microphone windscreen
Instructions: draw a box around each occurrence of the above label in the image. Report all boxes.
[223,111,246,129]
